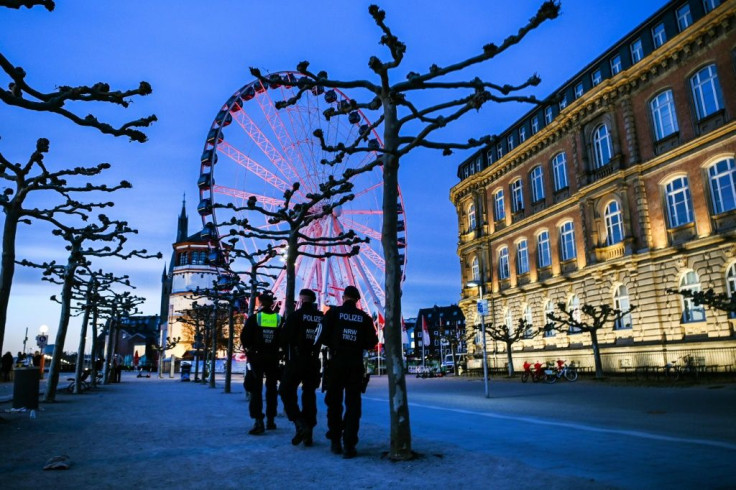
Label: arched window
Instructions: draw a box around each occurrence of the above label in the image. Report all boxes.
[516,240,529,275]
[537,231,552,269]
[613,285,633,329]
[530,166,545,203]
[523,304,534,338]
[568,294,581,333]
[493,190,506,221]
[604,201,624,246]
[471,256,480,282]
[592,124,612,168]
[690,64,724,120]
[708,158,736,214]
[726,263,736,319]
[468,202,477,231]
[510,179,524,212]
[559,221,577,261]
[552,152,568,191]
[665,176,694,227]
[498,248,510,280]
[544,301,556,337]
[650,90,679,140]
[679,271,706,323]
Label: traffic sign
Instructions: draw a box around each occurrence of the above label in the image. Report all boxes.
[477,299,489,316]
[36,334,48,349]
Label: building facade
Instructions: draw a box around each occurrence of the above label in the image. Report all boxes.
[451,0,736,372]
[414,305,466,358]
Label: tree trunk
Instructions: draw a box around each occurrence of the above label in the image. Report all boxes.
[506,341,515,377]
[381,102,412,460]
[0,210,20,353]
[209,306,216,388]
[73,292,92,394]
[44,258,78,402]
[590,330,604,378]
[284,234,298,318]
[225,300,234,393]
[90,302,100,388]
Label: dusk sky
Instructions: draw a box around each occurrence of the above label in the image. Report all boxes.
[0,0,668,354]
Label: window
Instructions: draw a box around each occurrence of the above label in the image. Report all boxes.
[531,116,539,134]
[191,251,206,265]
[604,201,624,246]
[708,158,736,214]
[592,124,613,168]
[544,301,556,337]
[591,69,602,87]
[471,256,480,282]
[468,203,476,231]
[676,4,692,31]
[475,157,482,173]
[613,285,633,329]
[523,305,534,338]
[504,308,513,332]
[560,221,577,261]
[726,264,736,319]
[516,240,529,275]
[650,90,679,140]
[511,179,524,213]
[507,134,515,151]
[691,64,724,120]
[559,94,567,111]
[177,252,189,266]
[519,126,527,143]
[544,106,553,125]
[651,22,667,48]
[498,247,510,280]
[530,166,545,203]
[703,0,722,14]
[493,190,506,221]
[537,231,551,269]
[679,270,706,322]
[574,82,584,99]
[630,39,643,63]
[665,176,694,228]
[487,150,494,166]
[568,294,581,333]
[497,144,504,159]
[610,55,622,75]
[552,152,568,191]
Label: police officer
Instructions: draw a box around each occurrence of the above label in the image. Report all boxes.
[318,285,378,459]
[279,288,323,447]
[240,291,282,435]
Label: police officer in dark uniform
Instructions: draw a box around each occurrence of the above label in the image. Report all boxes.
[240,291,282,435]
[279,288,323,447]
[318,285,378,459]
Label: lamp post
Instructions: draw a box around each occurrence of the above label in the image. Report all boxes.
[466,280,489,398]
[37,325,49,378]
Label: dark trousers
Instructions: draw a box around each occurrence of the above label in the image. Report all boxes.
[325,364,364,448]
[249,359,280,420]
[279,356,321,427]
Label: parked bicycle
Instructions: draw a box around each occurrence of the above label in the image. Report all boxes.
[544,360,578,383]
[521,361,546,383]
[664,355,701,381]
[65,369,101,393]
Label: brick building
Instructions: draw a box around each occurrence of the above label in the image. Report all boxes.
[451,0,736,372]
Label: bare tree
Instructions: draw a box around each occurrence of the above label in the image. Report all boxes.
[255,2,560,459]
[666,288,736,317]
[546,302,636,379]
[485,318,541,377]
[0,139,131,357]
[20,213,159,401]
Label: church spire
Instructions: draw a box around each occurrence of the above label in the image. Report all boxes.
[176,194,188,243]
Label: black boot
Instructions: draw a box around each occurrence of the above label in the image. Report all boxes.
[266,417,277,430]
[303,426,314,447]
[330,439,342,455]
[291,420,306,446]
[342,445,357,459]
[248,419,265,435]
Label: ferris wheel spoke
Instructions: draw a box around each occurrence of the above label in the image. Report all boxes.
[218,140,291,194]
[354,254,386,312]
[231,107,304,189]
[352,181,381,200]
[342,209,383,216]
[213,185,284,209]
[340,217,382,241]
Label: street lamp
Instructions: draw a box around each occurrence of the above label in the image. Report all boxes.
[466,280,489,398]
[37,325,49,379]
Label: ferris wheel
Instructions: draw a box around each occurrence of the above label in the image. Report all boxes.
[197,71,407,317]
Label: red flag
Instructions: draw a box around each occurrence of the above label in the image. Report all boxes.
[422,315,430,345]
[377,312,385,345]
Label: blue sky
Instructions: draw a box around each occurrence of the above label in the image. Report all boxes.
[0,0,667,353]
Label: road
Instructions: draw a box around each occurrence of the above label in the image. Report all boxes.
[361,374,736,488]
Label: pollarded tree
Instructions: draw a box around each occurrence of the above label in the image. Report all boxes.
[254,2,560,459]
[485,318,542,377]
[546,302,636,379]
[100,290,146,384]
[20,213,160,401]
[666,287,736,317]
[0,139,132,355]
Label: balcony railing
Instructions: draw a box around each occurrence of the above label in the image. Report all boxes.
[594,241,625,262]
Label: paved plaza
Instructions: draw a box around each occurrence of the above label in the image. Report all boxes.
[1,372,735,489]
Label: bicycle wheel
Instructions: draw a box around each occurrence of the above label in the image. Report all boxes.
[565,369,578,382]
[544,373,557,384]
[521,372,529,383]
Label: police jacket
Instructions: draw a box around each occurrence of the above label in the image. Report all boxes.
[282,303,323,361]
[241,308,282,362]
[318,300,378,367]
